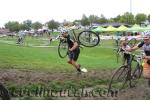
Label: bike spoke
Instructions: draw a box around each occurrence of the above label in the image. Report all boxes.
[78,31,100,47]
[58,40,68,58]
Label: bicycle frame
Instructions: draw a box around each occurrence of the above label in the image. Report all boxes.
[72,29,78,41]
[58,29,100,58]
[121,52,144,87]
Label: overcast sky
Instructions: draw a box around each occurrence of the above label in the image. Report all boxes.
[0,0,150,27]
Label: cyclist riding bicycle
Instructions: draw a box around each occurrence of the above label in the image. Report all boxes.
[61,30,82,73]
[128,31,150,66]
[17,31,26,44]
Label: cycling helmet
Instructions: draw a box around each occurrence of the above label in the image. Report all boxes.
[61,30,68,34]
[142,31,150,39]
[122,41,128,46]
[61,30,69,39]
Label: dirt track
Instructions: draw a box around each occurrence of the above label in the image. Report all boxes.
[0,69,150,100]
[0,69,112,85]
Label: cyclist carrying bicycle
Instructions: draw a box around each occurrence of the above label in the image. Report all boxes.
[62,31,81,73]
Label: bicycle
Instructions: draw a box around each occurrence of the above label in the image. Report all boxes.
[108,50,143,93]
[0,83,11,100]
[58,29,100,58]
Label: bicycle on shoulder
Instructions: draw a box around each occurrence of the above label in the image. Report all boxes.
[58,29,100,58]
[108,50,143,94]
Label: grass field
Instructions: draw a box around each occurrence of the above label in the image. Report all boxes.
[1,35,149,100]
[0,36,120,72]
[0,36,124,99]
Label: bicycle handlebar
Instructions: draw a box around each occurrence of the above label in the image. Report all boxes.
[117,47,145,62]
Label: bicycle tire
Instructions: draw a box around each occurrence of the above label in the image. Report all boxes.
[113,48,120,63]
[58,40,69,58]
[108,65,129,93]
[116,49,119,63]
[114,48,124,64]
[0,83,11,100]
[131,63,143,86]
[128,38,137,47]
[78,31,100,47]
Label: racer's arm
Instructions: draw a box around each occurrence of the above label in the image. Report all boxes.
[128,41,144,52]
[144,56,150,60]
[129,46,139,52]
[69,41,79,51]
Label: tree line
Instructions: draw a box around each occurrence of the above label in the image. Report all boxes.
[4,20,59,33]
[4,12,150,32]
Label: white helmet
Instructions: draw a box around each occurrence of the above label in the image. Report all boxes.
[61,30,68,34]
[142,31,150,39]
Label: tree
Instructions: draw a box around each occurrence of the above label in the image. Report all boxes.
[119,12,135,25]
[108,18,115,23]
[73,20,81,26]
[147,14,150,22]
[23,20,32,30]
[135,13,147,24]
[5,21,20,32]
[46,20,59,32]
[113,15,121,22]
[89,15,99,25]
[98,14,108,24]
[31,21,43,30]
[19,23,30,31]
[80,14,90,26]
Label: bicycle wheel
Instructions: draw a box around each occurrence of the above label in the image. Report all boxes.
[58,40,69,58]
[0,83,11,100]
[108,65,129,93]
[131,63,143,86]
[116,49,120,63]
[113,48,120,63]
[78,31,100,47]
[113,48,124,64]
[128,38,137,47]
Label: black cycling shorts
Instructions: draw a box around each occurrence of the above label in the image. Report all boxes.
[69,48,80,61]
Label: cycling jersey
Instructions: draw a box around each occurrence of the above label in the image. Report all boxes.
[66,35,80,61]
[138,41,150,56]
[67,34,79,48]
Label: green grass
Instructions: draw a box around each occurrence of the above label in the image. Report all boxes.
[0,35,145,99]
[0,38,119,72]
[0,36,126,99]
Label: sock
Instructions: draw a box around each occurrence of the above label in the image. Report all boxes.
[77,68,81,72]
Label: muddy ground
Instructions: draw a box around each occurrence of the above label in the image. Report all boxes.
[0,68,150,100]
